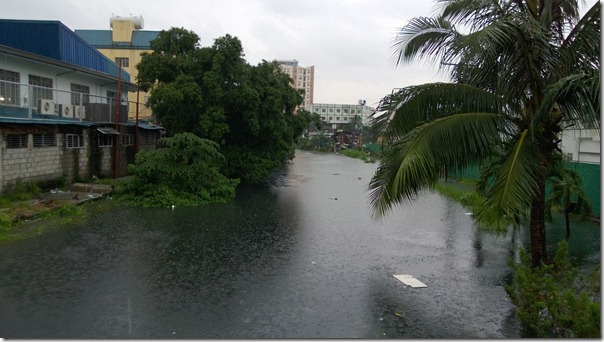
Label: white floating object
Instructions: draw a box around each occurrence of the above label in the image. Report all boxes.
[393,274,427,288]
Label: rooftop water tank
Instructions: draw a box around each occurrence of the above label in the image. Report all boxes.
[110,15,144,29]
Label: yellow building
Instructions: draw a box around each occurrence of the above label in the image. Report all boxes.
[76,16,159,120]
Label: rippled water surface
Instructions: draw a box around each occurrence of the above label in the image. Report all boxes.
[0,151,599,338]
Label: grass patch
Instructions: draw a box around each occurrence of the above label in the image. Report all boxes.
[339,149,376,163]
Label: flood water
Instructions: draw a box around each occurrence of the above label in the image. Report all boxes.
[0,151,599,338]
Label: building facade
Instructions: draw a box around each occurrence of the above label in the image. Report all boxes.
[276,60,314,107]
[0,19,163,192]
[75,16,159,120]
[307,102,374,128]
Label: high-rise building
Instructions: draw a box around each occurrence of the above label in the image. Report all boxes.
[276,60,314,107]
[75,16,159,120]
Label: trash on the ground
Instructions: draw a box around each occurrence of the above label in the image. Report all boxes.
[393,274,427,288]
[49,188,64,194]
[464,212,473,216]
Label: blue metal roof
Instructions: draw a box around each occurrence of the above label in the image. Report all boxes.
[75,30,159,50]
[0,19,130,81]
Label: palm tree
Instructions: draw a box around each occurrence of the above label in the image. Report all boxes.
[545,164,592,240]
[369,0,600,267]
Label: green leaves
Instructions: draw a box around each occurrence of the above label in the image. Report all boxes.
[123,133,239,208]
[372,0,600,266]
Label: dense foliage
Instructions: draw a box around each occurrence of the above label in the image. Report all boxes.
[506,241,600,337]
[369,0,600,266]
[137,29,315,183]
[121,133,239,207]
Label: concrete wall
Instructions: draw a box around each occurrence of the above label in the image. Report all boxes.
[0,126,90,191]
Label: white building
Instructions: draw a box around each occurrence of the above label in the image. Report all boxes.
[307,102,375,128]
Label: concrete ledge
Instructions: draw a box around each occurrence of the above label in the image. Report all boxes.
[70,183,114,194]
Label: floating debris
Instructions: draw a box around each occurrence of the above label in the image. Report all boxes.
[393,274,427,288]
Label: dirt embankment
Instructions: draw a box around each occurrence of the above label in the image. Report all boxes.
[3,183,113,223]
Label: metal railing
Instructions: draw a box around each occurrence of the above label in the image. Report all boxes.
[0,80,150,124]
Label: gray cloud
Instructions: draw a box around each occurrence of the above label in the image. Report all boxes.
[1,1,461,105]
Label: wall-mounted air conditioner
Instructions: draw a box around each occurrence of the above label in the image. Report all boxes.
[39,99,56,115]
[74,105,86,118]
[62,105,75,118]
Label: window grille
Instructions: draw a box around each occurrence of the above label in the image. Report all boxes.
[0,69,20,106]
[122,134,134,146]
[70,84,90,105]
[115,57,129,67]
[29,75,53,108]
[66,134,84,148]
[98,135,113,147]
[6,134,27,148]
[32,133,56,147]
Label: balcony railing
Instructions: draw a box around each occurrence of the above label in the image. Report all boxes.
[0,80,149,124]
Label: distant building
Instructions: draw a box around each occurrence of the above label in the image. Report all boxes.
[276,60,314,107]
[75,16,159,120]
[307,102,374,129]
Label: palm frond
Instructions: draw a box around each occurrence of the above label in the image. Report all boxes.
[535,70,601,131]
[373,82,502,141]
[369,111,504,218]
[476,129,542,226]
[390,16,460,67]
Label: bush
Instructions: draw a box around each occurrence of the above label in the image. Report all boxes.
[121,133,239,208]
[505,240,600,338]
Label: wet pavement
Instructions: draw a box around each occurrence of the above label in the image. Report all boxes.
[0,151,554,338]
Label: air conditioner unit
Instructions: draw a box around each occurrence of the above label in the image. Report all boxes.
[62,105,75,118]
[39,99,56,115]
[73,105,86,118]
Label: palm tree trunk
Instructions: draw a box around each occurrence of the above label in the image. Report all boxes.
[529,170,548,267]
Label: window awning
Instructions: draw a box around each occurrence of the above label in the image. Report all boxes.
[97,127,120,135]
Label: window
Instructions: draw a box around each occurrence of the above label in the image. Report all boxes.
[0,69,20,106]
[343,109,348,114]
[29,75,53,109]
[336,117,340,121]
[336,109,340,113]
[98,135,113,147]
[321,108,326,113]
[6,134,27,148]
[70,84,90,105]
[321,116,326,121]
[329,109,333,113]
[33,133,56,147]
[115,57,129,67]
[122,134,134,146]
[66,134,84,148]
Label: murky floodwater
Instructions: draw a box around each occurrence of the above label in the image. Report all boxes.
[0,151,599,338]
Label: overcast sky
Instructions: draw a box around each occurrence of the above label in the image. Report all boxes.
[3,0,597,108]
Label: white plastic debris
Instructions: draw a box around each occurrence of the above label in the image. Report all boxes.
[393,274,428,288]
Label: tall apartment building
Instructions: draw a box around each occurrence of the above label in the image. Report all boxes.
[75,16,159,120]
[276,60,314,107]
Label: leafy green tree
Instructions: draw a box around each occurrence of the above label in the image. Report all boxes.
[137,29,309,183]
[121,133,239,207]
[220,61,312,182]
[369,0,600,266]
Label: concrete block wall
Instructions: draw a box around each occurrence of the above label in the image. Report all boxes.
[2,134,64,191]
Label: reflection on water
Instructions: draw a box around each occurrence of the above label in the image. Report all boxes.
[0,151,599,338]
